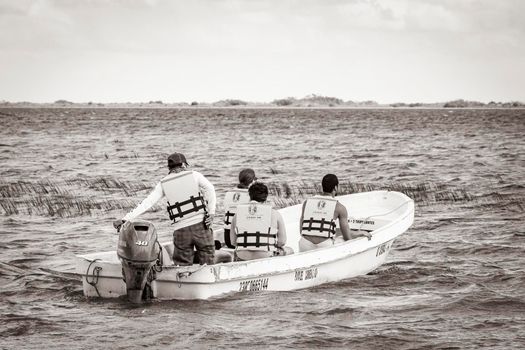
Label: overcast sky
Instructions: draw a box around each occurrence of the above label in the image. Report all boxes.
[1,0,524,103]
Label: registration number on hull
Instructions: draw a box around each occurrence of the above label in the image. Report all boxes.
[239,278,269,292]
[294,267,318,281]
[376,241,392,257]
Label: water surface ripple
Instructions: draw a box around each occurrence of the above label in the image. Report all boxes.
[0,108,524,349]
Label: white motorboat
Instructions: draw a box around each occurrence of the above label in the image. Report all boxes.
[76,190,414,300]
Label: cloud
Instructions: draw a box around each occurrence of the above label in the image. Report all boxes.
[0,0,523,102]
[1,0,524,52]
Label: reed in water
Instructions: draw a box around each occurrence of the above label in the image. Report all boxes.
[2,178,520,218]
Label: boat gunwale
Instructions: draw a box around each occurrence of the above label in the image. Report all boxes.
[77,201,414,284]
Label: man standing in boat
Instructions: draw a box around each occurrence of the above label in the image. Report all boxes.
[230,182,292,261]
[220,168,257,248]
[114,152,217,266]
[299,174,371,252]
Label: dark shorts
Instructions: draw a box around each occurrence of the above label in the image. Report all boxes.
[173,222,215,266]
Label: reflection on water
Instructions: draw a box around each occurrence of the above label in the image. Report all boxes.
[0,108,524,349]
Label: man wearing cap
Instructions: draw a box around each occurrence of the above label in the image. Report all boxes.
[220,168,256,248]
[114,152,217,266]
[298,174,371,252]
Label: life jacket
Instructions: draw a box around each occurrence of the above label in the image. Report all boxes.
[223,189,251,228]
[222,189,251,248]
[160,171,207,223]
[301,196,338,238]
[235,202,277,252]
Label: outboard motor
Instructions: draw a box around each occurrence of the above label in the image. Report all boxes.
[117,220,160,303]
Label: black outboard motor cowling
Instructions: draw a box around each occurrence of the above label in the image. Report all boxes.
[117,220,160,303]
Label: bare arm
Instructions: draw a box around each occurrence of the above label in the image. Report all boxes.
[230,215,237,247]
[337,203,353,241]
[298,201,306,233]
[122,182,164,221]
[275,210,286,247]
[338,203,372,241]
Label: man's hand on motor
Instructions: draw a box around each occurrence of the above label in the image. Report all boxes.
[113,219,125,232]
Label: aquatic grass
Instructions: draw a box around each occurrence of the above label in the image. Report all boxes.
[0,178,158,217]
[266,180,523,211]
[0,178,522,217]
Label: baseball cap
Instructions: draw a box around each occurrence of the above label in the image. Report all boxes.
[167,152,188,167]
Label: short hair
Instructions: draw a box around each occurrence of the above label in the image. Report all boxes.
[168,160,182,170]
[322,174,339,193]
[248,182,268,203]
[238,168,256,188]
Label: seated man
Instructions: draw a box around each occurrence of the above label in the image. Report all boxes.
[220,168,256,248]
[299,174,371,252]
[230,182,292,261]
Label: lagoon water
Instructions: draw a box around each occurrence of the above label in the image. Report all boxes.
[0,108,524,349]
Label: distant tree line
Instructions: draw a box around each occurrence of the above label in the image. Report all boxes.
[390,99,525,108]
[1,96,523,108]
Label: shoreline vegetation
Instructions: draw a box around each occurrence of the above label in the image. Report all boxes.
[1,94,524,109]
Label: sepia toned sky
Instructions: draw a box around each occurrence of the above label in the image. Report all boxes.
[1,0,524,103]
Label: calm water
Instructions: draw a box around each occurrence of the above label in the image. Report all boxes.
[0,108,524,349]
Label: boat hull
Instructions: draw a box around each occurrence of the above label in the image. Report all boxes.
[77,190,414,300]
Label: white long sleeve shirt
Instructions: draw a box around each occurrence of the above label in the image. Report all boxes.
[123,170,216,230]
